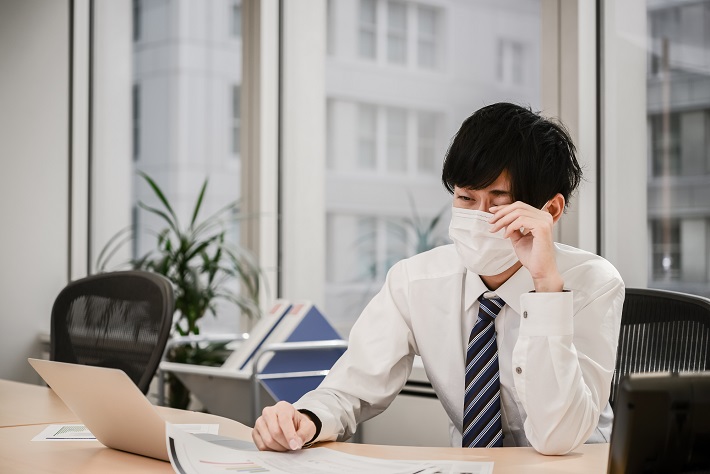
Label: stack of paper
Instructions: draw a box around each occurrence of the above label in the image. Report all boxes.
[166,423,493,474]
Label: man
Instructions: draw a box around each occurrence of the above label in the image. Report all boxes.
[252,102,624,455]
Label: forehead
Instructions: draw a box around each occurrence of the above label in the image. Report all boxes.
[456,171,512,193]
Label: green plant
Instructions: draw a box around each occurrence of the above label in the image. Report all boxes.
[98,172,263,408]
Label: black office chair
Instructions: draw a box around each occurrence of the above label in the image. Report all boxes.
[610,288,710,408]
[50,271,175,394]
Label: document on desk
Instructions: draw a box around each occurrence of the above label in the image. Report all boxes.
[32,423,219,442]
[166,423,493,474]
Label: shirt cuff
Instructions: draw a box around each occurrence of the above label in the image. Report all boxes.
[297,409,322,447]
[519,291,574,337]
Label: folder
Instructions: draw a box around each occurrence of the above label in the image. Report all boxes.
[221,299,293,371]
[255,301,346,403]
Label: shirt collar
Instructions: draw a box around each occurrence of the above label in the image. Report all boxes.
[464,266,535,315]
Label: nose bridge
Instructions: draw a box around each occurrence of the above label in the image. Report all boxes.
[476,197,491,212]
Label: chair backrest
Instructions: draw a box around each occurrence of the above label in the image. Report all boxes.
[50,271,175,394]
[610,288,710,408]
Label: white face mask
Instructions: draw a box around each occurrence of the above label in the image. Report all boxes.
[448,207,519,276]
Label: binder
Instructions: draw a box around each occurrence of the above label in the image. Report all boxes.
[220,299,292,371]
[256,301,346,403]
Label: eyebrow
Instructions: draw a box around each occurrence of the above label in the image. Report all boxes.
[489,190,512,197]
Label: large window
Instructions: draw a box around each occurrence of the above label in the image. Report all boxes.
[93,0,245,334]
[357,0,442,69]
[325,0,542,334]
[647,1,710,295]
[603,0,710,299]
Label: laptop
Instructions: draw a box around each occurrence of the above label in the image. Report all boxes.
[28,358,170,461]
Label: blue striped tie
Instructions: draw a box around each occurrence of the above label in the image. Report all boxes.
[463,294,505,448]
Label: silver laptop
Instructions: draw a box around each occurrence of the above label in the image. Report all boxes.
[28,358,169,461]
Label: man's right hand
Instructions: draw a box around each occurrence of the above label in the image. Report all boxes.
[252,401,317,451]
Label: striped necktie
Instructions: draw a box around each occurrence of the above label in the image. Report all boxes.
[463,293,505,448]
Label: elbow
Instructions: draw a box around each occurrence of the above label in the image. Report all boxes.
[530,437,582,456]
[526,416,596,456]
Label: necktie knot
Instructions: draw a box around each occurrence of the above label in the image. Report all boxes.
[477,294,505,322]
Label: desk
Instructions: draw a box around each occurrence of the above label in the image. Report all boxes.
[0,380,610,473]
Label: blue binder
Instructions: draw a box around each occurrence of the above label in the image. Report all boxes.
[258,302,346,403]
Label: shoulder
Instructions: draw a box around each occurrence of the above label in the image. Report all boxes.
[555,243,624,295]
[389,244,464,283]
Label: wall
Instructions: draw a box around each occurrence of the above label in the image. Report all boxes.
[0,0,70,382]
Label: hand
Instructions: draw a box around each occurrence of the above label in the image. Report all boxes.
[252,401,317,451]
[489,201,563,292]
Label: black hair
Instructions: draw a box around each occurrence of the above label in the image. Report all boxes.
[441,102,583,209]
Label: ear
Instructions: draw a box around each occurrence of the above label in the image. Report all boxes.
[546,193,565,224]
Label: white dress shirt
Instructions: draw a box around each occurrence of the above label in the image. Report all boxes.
[294,243,625,454]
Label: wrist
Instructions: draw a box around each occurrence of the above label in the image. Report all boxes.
[297,409,321,446]
[532,273,564,292]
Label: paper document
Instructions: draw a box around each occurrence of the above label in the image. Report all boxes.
[166,423,493,474]
[33,424,97,441]
[33,423,219,442]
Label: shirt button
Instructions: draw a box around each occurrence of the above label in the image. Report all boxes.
[523,311,528,318]
[516,367,522,374]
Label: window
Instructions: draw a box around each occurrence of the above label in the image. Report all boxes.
[651,219,681,280]
[132,84,140,161]
[385,107,407,172]
[417,5,438,69]
[330,1,541,333]
[348,103,442,175]
[605,0,710,299]
[385,219,409,270]
[650,113,681,176]
[498,39,525,85]
[356,217,377,281]
[94,1,245,335]
[417,111,437,173]
[358,0,377,59]
[387,1,407,65]
[357,104,377,169]
[133,0,141,42]
[231,0,242,38]
[231,85,240,156]
[356,0,441,69]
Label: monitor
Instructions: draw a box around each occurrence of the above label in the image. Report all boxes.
[608,371,710,474]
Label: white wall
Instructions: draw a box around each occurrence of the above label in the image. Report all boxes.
[0,0,71,383]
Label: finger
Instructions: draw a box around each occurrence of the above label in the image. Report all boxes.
[252,424,267,451]
[490,208,537,233]
[504,217,533,239]
[254,416,287,451]
[295,412,317,445]
[504,216,552,239]
[276,409,302,450]
[489,201,534,222]
[260,409,291,451]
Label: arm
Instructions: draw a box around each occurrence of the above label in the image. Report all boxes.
[490,199,624,453]
[253,261,417,449]
[514,278,624,454]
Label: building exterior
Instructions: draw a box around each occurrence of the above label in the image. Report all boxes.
[131,0,542,334]
[646,0,710,298]
[323,0,541,333]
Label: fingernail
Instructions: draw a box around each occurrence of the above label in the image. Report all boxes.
[289,438,302,450]
[489,206,498,211]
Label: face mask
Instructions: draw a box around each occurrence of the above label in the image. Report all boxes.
[448,207,519,276]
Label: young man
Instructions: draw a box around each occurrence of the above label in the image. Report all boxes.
[252,102,624,455]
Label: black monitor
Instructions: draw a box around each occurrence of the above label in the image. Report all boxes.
[608,372,710,474]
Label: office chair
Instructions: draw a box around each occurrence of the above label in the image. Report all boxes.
[610,288,710,408]
[50,270,175,395]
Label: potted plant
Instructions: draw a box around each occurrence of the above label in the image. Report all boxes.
[98,172,263,408]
